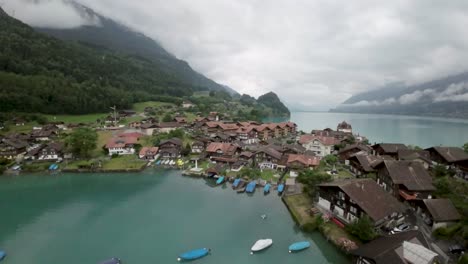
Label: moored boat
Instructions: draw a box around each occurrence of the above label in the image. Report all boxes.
[246,181,257,193]
[277,183,285,194]
[288,241,311,253]
[0,250,6,261]
[250,239,273,254]
[263,183,271,194]
[232,178,241,189]
[178,248,210,261]
[216,176,225,185]
[99,257,121,264]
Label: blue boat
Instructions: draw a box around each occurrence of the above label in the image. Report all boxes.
[48,164,55,170]
[53,164,59,170]
[99,257,121,264]
[156,160,162,165]
[278,183,285,194]
[289,241,311,252]
[246,181,257,193]
[0,250,6,261]
[178,248,210,261]
[263,183,271,194]
[216,176,225,185]
[232,178,241,188]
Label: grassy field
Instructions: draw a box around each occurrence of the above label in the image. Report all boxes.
[260,169,280,181]
[102,155,147,170]
[283,193,316,226]
[92,130,114,157]
[44,113,107,124]
[132,101,176,112]
[0,122,38,135]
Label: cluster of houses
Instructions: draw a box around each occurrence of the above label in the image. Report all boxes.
[314,141,468,264]
[0,124,69,162]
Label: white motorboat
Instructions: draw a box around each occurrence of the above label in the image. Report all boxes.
[250,239,273,254]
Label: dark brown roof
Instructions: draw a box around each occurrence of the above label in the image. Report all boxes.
[380,160,435,192]
[349,154,382,172]
[338,143,372,154]
[373,143,408,154]
[423,199,461,222]
[318,179,405,222]
[258,147,283,160]
[159,138,183,147]
[397,149,431,163]
[1,138,28,149]
[351,231,429,264]
[426,146,468,163]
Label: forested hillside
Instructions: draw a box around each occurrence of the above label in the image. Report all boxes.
[35,3,238,96]
[0,8,219,114]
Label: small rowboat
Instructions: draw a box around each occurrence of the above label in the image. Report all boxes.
[277,184,285,194]
[288,241,311,253]
[216,176,225,185]
[232,178,241,189]
[0,250,6,262]
[263,183,271,194]
[99,257,121,264]
[178,248,210,261]
[250,239,273,254]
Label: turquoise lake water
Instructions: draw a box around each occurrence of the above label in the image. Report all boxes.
[289,112,468,148]
[0,170,348,264]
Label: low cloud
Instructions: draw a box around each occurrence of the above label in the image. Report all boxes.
[2,0,101,29]
[3,0,468,110]
[344,82,468,107]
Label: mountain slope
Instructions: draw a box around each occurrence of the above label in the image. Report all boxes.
[0,7,228,114]
[257,92,290,117]
[35,3,237,95]
[332,72,468,118]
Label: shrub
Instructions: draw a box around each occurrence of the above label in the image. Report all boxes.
[433,224,462,239]
[111,153,119,159]
[345,216,378,242]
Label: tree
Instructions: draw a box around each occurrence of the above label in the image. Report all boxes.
[464,142,468,153]
[297,169,332,197]
[65,128,98,158]
[181,143,191,156]
[323,155,338,166]
[345,215,378,242]
[162,113,172,122]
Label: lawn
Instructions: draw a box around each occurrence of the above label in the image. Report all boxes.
[132,101,176,112]
[283,193,316,226]
[102,155,147,170]
[121,115,144,125]
[44,113,107,124]
[92,130,114,157]
[0,122,38,135]
[260,169,280,181]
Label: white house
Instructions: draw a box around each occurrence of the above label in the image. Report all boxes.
[299,135,338,157]
[105,137,138,156]
[182,101,195,108]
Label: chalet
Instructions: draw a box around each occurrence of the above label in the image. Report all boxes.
[31,129,57,141]
[283,144,306,155]
[425,146,468,167]
[255,124,275,141]
[372,143,408,158]
[118,110,136,117]
[139,147,159,160]
[26,142,64,161]
[286,154,321,170]
[206,142,240,159]
[299,134,339,157]
[12,117,26,126]
[337,121,352,133]
[140,123,159,136]
[312,128,350,141]
[156,122,183,133]
[182,101,195,108]
[191,141,205,153]
[374,160,435,202]
[256,147,283,170]
[0,138,28,159]
[236,126,258,144]
[418,199,461,231]
[397,149,431,169]
[105,136,138,156]
[174,117,188,124]
[158,138,183,158]
[351,231,437,264]
[239,151,256,165]
[338,143,372,161]
[348,153,382,177]
[128,121,142,128]
[317,179,406,227]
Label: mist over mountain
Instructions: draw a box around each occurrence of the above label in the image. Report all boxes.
[34,2,238,95]
[332,72,468,119]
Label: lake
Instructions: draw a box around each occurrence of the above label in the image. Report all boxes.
[0,170,348,264]
[290,112,468,148]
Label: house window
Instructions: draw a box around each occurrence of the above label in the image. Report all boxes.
[338,191,345,200]
[350,206,357,214]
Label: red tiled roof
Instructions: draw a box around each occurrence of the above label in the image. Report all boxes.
[299,134,339,145]
[206,142,239,154]
[287,154,321,167]
[139,147,159,156]
[117,132,145,139]
[106,137,138,148]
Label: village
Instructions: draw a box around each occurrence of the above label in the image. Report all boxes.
[1,101,468,264]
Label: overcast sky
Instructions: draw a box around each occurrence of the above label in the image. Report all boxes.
[3,0,468,110]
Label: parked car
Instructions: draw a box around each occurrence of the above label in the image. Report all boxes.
[389,223,411,235]
[449,244,464,255]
